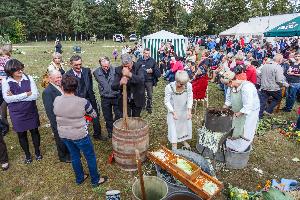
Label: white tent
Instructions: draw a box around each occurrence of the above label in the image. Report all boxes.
[142,30,188,61]
[219,22,249,36]
[219,13,300,36]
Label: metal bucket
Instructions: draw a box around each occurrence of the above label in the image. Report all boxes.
[132,176,168,200]
[112,117,149,171]
[205,108,233,132]
[225,145,252,169]
[165,191,203,200]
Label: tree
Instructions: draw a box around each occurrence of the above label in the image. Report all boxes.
[68,0,88,41]
[9,19,26,43]
[210,0,249,34]
[0,0,25,36]
[269,0,293,15]
[187,0,210,35]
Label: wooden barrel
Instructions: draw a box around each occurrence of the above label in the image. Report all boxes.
[112,117,149,171]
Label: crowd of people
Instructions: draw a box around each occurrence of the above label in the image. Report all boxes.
[156,35,300,153]
[0,35,299,188]
[0,44,161,187]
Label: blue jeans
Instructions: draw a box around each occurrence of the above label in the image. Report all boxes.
[259,90,282,118]
[285,83,300,111]
[62,135,100,185]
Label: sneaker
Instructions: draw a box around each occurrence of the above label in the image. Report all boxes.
[24,157,32,164]
[1,163,9,171]
[35,155,43,161]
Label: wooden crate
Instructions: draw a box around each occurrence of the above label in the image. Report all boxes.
[148,146,223,200]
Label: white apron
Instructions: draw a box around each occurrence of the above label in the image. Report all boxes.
[167,86,192,143]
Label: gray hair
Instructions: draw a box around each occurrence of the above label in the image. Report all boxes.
[52,52,62,59]
[99,56,110,64]
[175,70,189,84]
[48,69,61,77]
[121,54,132,65]
[0,44,12,56]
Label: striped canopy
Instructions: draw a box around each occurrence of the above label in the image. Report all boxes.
[142,30,188,61]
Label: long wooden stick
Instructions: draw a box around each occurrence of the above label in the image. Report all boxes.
[135,149,146,200]
[122,84,128,129]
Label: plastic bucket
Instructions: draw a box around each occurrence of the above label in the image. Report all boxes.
[132,176,168,200]
[165,191,203,200]
[225,145,252,169]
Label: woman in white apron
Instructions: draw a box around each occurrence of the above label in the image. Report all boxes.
[164,70,193,150]
[221,71,260,152]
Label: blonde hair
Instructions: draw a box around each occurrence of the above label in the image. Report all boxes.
[175,70,189,84]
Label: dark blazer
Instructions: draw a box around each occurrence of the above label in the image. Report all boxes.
[111,63,145,108]
[65,67,97,108]
[42,84,62,133]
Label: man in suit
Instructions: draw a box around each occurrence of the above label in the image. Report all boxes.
[112,54,145,117]
[42,70,70,162]
[65,55,105,141]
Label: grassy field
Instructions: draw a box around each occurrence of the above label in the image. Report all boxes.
[0,40,299,200]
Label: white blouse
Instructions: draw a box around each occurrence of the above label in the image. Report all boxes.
[2,74,39,103]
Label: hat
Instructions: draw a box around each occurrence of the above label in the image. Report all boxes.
[220,71,235,84]
[121,54,132,65]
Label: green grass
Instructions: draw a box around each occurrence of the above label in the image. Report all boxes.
[0,40,299,200]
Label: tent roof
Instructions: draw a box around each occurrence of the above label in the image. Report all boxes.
[142,30,186,39]
[219,22,248,36]
[264,16,300,37]
[219,13,300,36]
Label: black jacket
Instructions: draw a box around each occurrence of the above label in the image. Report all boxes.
[42,84,62,133]
[111,63,145,108]
[65,67,97,108]
[137,57,161,85]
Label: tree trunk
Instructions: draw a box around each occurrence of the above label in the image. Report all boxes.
[75,33,77,42]
[80,33,83,42]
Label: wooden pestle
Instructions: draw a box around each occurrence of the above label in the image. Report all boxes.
[135,149,146,200]
[122,83,128,129]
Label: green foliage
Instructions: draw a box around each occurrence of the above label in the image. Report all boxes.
[9,19,26,43]
[68,0,88,35]
[0,34,11,45]
[0,0,297,40]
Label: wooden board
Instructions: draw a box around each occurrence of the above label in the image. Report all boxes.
[147,146,223,200]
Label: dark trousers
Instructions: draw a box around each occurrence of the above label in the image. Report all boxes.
[259,89,282,118]
[0,101,9,131]
[101,97,122,133]
[128,100,142,117]
[0,133,8,164]
[17,128,41,159]
[145,81,153,110]
[89,100,102,137]
[53,129,70,161]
